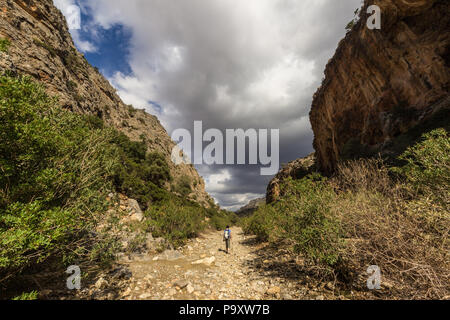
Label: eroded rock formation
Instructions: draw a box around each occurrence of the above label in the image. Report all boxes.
[0,0,212,205]
[266,153,316,203]
[310,0,449,174]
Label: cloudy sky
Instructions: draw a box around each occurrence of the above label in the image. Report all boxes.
[55,0,362,211]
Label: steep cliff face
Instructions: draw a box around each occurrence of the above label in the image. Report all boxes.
[0,0,212,205]
[310,0,449,174]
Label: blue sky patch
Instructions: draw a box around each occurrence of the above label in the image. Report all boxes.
[148,101,163,113]
[75,10,132,78]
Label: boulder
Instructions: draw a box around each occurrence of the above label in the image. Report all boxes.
[266,286,281,296]
[173,280,189,289]
[128,199,144,222]
[192,256,216,266]
[186,284,195,294]
[94,277,108,290]
[139,293,152,299]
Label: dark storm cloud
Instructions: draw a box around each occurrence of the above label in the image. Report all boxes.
[65,0,362,209]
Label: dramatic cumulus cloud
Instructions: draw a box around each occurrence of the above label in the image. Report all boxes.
[68,0,361,210]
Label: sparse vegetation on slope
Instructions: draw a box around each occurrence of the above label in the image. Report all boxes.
[112,131,171,209]
[0,75,235,295]
[243,129,449,299]
[145,194,237,248]
[0,75,118,283]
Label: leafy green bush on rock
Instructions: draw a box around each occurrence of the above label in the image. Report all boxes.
[173,175,192,197]
[243,174,341,266]
[393,128,450,201]
[208,208,238,231]
[146,196,238,247]
[112,132,171,209]
[146,196,206,248]
[0,74,238,292]
[0,75,172,283]
[12,291,38,300]
[0,38,11,52]
[0,75,116,276]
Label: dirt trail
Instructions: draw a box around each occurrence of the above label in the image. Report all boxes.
[116,227,327,300]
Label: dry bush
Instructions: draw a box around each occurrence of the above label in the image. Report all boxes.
[333,158,393,195]
[332,160,449,299]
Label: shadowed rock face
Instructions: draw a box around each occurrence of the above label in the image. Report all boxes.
[310,0,449,174]
[0,0,212,206]
[266,153,316,204]
[236,198,265,217]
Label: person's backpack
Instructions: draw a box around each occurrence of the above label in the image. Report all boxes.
[224,229,230,240]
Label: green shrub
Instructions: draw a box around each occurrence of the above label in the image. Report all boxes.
[12,291,38,300]
[242,204,279,242]
[393,128,449,200]
[145,152,172,186]
[0,75,117,277]
[88,235,122,269]
[84,114,105,130]
[146,195,237,246]
[209,209,238,231]
[345,8,360,31]
[0,38,11,52]
[281,176,341,266]
[243,174,341,266]
[63,50,81,71]
[146,196,206,247]
[33,38,57,57]
[111,132,171,209]
[173,175,192,197]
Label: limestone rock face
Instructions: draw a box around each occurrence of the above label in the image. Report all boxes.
[266,153,316,203]
[310,0,449,174]
[0,0,212,205]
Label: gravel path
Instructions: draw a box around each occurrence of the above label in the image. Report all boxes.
[117,227,328,300]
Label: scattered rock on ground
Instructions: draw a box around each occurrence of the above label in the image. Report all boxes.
[192,256,216,266]
[266,286,281,296]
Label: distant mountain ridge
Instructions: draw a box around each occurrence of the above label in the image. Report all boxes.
[236,198,265,217]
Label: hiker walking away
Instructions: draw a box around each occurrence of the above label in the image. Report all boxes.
[223,226,232,254]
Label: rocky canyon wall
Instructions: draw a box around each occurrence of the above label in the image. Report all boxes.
[0,0,212,205]
[310,0,449,174]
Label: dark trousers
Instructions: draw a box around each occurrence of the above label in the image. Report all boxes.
[225,239,230,251]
